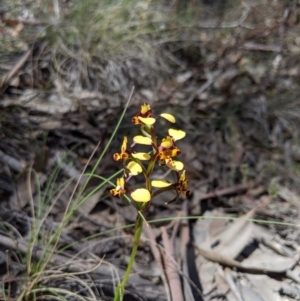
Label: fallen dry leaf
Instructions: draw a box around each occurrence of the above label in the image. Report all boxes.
[246,275,282,301]
[241,246,299,273]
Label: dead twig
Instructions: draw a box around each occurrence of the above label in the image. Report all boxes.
[193,243,300,275]
[0,150,26,172]
[17,18,59,25]
[144,225,171,301]
[198,183,251,202]
[161,226,184,301]
[239,42,282,52]
[179,202,200,301]
[1,47,33,91]
[175,5,252,30]
[186,69,219,105]
[217,267,243,301]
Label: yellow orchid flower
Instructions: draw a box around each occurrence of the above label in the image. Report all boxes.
[132,104,176,126]
[110,177,126,197]
[110,102,191,298]
[168,129,186,141]
[157,135,183,170]
[156,147,181,161]
[131,188,151,202]
[175,170,190,197]
[126,161,142,176]
[132,103,152,125]
[113,136,130,161]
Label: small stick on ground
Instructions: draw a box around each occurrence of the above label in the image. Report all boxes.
[1,47,33,90]
[144,225,171,301]
[161,226,184,301]
[198,183,251,201]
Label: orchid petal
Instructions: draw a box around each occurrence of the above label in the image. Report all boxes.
[151,179,172,188]
[110,177,126,197]
[179,170,187,182]
[169,160,184,171]
[126,161,142,175]
[168,129,186,141]
[116,177,125,188]
[141,103,151,114]
[121,136,128,152]
[110,188,118,196]
[160,113,176,123]
[160,136,173,149]
[133,135,152,145]
[132,152,151,160]
[138,116,156,125]
[131,188,151,202]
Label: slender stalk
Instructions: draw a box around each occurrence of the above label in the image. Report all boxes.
[114,215,143,301]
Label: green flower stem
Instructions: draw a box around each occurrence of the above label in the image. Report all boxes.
[114,214,143,301]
